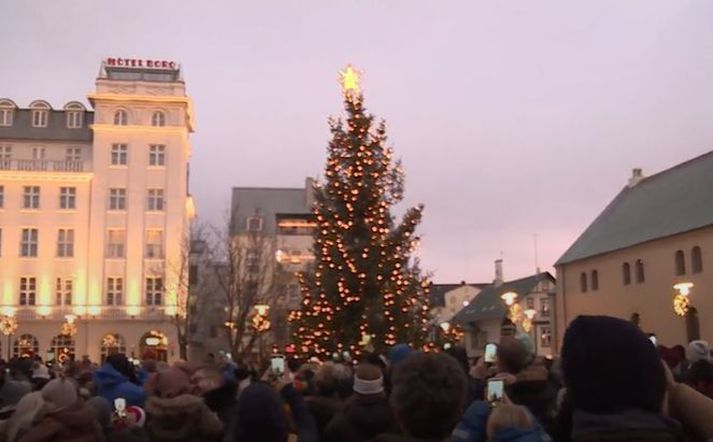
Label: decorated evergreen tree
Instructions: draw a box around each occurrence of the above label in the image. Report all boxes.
[292,66,431,357]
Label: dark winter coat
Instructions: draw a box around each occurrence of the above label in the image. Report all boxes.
[202,381,238,425]
[18,401,104,442]
[323,394,396,442]
[305,394,342,439]
[571,409,686,442]
[93,364,146,408]
[506,374,557,434]
[145,394,223,442]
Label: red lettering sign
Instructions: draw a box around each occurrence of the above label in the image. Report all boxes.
[104,57,178,70]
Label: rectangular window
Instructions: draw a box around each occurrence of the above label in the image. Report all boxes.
[246,217,263,232]
[55,278,73,305]
[19,277,37,306]
[145,230,163,259]
[149,145,166,166]
[147,189,164,211]
[246,250,259,272]
[65,148,81,162]
[107,277,124,305]
[57,229,74,257]
[0,146,11,169]
[540,298,550,317]
[0,185,3,208]
[0,109,12,126]
[145,277,163,306]
[20,228,38,257]
[23,186,40,209]
[32,147,45,160]
[32,110,47,128]
[111,144,128,166]
[526,297,535,310]
[107,229,126,258]
[66,111,82,129]
[109,188,126,211]
[540,327,552,348]
[59,187,76,210]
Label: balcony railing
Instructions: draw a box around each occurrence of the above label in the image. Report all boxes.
[2,305,175,321]
[0,159,85,173]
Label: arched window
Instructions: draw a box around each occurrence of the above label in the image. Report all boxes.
[29,100,51,128]
[635,259,645,283]
[675,250,686,276]
[151,111,166,127]
[64,102,85,129]
[50,334,75,363]
[692,246,703,274]
[100,333,126,362]
[13,334,39,358]
[622,262,631,285]
[580,272,588,293]
[591,270,599,291]
[113,109,128,126]
[0,98,17,127]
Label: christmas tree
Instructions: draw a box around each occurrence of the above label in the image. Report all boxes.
[292,66,431,357]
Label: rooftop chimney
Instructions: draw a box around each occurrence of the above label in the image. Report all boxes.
[305,177,316,206]
[628,168,644,188]
[494,259,504,287]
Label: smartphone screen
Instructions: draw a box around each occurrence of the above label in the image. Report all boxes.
[484,343,497,363]
[648,334,657,346]
[487,378,504,406]
[271,355,286,375]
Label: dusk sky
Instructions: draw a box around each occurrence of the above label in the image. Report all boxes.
[2,1,713,283]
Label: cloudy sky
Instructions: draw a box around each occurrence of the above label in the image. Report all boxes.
[2,1,712,283]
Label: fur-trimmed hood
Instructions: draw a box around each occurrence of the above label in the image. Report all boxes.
[145,394,223,442]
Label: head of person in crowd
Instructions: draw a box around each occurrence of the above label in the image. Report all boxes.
[687,360,713,399]
[232,382,289,442]
[387,343,414,367]
[389,352,467,440]
[31,363,51,390]
[353,363,385,397]
[42,376,79,410]
[486,404,536,440]
[445,345,470,376]
[2,391,46,442]
[144,365,194,398]
[687,340,712,365]
[562,315,666,415]
[86,396,113,434]
[313,361,342,397]
[106,353,139,385]
[497,334,535,375]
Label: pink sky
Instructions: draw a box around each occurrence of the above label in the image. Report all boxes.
[2,1,713,283]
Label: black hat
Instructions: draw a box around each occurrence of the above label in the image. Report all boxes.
[561,315,665,414]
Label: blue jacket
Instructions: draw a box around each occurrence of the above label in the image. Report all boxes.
[452,401,551,442]
[94,363,146,408]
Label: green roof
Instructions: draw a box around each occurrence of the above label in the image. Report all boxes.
[556,150,713,265]
[451,272,554,325]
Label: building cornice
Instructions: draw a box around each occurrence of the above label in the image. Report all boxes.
[87,93,195,132]
[0,171,93,182]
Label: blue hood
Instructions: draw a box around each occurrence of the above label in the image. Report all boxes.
[95,363,130,387]
[94,363,146,408]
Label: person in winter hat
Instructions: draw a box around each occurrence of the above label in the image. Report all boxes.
[19,377,103,442]
[324,363,396,442]
[2,391,46,442]
[374,352,467,442]
[559,315,684,442]
[143,365,223,442]
[687,340,711,364]
[94,353,145,408]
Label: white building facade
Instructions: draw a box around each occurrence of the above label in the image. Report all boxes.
[0,58,194,363]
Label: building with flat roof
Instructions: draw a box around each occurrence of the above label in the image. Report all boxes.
[0,58,194,363]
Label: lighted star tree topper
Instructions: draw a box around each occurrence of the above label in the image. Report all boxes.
[292,64,432,357]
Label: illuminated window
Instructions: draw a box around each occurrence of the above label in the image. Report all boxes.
[59,187,76,210]
[675,250,686,276]
[145,277,163,306]
[692,246,703,274]
[145,229,163,259]
[109,188,126,211]
[19,277,36,305]
[20,228,38,257]
[107,229,126,258]
[113,110,128,126]
[57,229,74,258]
[540,297,550,317]
[149,145,165,166]
[579,272,588,293]
[111,144,128,166]
[635,259,645,283]
[147,189,165,211]
[23,186,40,209]
[540,327,552,348]
[591,270,599,291]
[246,217,263,232]
[55,278,73,305]
[622,262,631,285]
[106,278,124,305]
[13,334,39,358]
[151,111,166,127]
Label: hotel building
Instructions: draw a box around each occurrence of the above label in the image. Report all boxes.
[0,58,194,362]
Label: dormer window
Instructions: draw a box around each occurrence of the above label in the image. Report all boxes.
[0,99,16,127]
[113,109,128,126]
[151,111,166,127]
[29,100,51,128]
[64,102,85,129]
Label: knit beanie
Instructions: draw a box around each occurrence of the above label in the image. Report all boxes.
[686,340,711,364]
[353,363,384,395]
[561,315,665,414]
[388,344,414,366]
[41,378,78,410]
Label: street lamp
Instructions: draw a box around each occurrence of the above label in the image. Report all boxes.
[0,315,19,360]
[500,292,518,306]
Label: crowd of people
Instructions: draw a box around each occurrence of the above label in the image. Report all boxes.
[0,315,712,442]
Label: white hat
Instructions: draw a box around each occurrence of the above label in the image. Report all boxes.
[687,340,711,363]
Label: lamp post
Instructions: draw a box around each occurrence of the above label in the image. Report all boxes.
[0,316,19,361]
